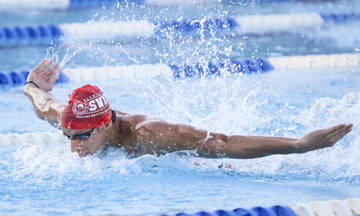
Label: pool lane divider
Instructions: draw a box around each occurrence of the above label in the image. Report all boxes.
[160,205,296,216]
[0,25,62,47]
[1,53,359,87]
[0,70,68,86]
[0,0,220,9]
[1,12,360,47]
[0,131,66,146]
[157,198,360,216]
[0,0,328,9]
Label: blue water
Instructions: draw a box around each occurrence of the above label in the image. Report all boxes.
[1,1,360,215]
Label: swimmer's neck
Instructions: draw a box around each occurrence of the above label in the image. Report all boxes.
[104,119,122,146]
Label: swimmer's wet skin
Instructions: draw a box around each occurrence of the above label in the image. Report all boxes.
[24,59,353,158]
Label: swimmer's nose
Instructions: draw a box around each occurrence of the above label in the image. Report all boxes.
[71,140,81,152]
[71,140,88,157]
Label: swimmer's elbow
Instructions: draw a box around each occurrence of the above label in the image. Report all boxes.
[33,100,63,127]
[23,79,63,128]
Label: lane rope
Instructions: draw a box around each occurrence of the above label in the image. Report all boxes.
[159,198,360,216]
[1,12,360,47]
[0,131,65,146]
[0,0,219,9]
[0,0,346,9]
[1,53,359,87]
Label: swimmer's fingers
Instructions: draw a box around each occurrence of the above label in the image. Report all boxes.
[326,124,347,134]
[326,124,352,138]
[298,124,353,152]
[27,59,51,82]
[328,124,353,144]
[48,64,62,84]
[45,63,59,76]
[33,59,52,74]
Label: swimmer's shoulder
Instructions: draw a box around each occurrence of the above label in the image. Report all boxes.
[113,110,129,116]
[113,110,159,128]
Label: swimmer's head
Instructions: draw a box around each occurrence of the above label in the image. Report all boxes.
[61,84,112,130]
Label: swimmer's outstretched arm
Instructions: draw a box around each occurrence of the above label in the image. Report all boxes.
[210,123,353,158]
[24,59,64,127]
[136,120,353,158]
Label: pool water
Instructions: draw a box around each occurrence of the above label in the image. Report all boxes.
[1,1,360,215]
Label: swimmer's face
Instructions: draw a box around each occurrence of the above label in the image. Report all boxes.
[63,126,107,157]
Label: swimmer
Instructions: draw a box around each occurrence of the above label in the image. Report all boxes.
[24,59,353,158]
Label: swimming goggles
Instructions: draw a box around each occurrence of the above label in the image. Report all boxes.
[63,128,96,140]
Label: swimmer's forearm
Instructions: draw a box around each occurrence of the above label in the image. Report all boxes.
[222,135,299,158]
[24,83,65,127]
[197,134,299,159]
[223,124,354,158]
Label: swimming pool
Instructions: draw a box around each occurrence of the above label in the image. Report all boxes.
[1,0,360,215]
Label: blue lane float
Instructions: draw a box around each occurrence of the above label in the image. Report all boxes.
[169,58,274,79]
[0,25,62,47]
[159,205,296,216]
[0,70,68,87]
[1,53,359,87]
[1,12,360,47]
[153,18,238,37]
[157,198,360,216]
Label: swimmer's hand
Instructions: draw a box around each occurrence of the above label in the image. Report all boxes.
[26,59,62,92]
[295,124,353,153]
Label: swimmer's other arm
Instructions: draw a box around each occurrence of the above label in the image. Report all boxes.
[24,59,65,127]
[136,120,353,158]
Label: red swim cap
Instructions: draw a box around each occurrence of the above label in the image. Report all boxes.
[61,84,112,129]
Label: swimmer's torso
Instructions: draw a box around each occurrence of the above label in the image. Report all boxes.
[110,111,206,156]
